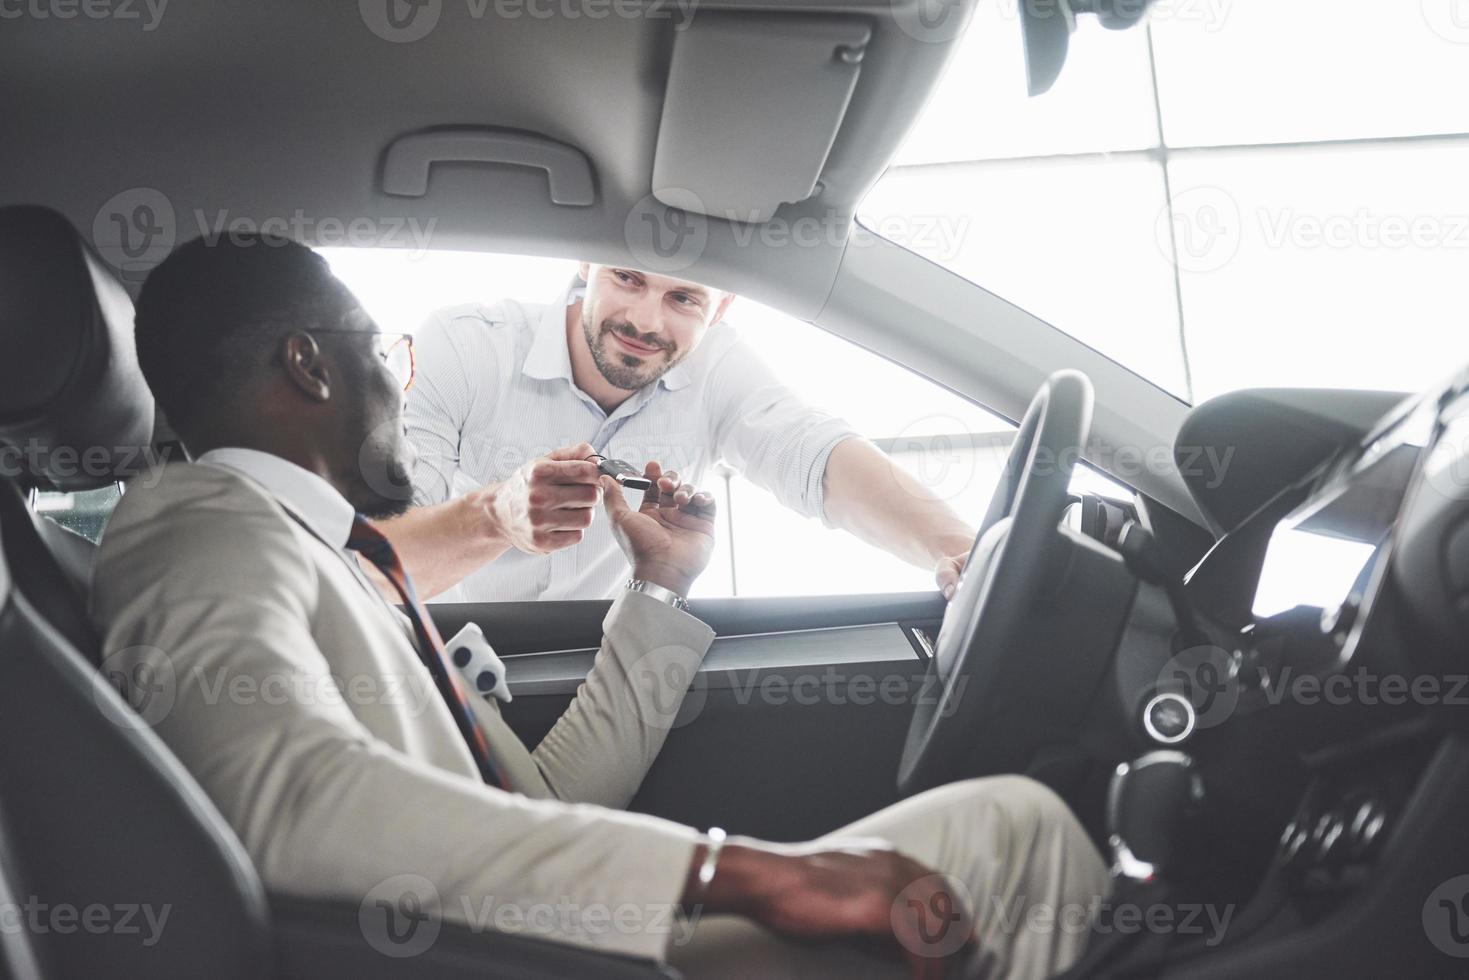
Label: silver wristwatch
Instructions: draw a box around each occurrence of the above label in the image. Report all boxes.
[626,578,691,613]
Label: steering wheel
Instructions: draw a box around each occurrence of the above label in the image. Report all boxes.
[897,370,1094,795]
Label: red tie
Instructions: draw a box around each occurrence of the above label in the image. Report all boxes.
[346,515,505,790]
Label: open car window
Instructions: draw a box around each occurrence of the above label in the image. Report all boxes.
[321,247,1127,599]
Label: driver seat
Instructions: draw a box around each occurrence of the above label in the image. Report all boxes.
[0,205,680,980]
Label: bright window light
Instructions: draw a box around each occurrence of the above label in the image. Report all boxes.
[862,0,1469,404]
[319,247,1128,598]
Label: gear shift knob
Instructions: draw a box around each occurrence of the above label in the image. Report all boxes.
[1107,750,1203,882]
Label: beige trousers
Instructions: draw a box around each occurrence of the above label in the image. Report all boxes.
[668,776,1111,980]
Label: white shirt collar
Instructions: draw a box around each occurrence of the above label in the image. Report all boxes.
[196,447,356,549]
[521,279,693,393]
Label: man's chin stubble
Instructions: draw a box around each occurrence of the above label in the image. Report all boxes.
[591,339,658,390]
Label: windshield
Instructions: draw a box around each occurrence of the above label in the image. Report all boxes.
[860,0,1469,403]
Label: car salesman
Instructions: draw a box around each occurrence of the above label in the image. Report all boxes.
[381,263,978,602]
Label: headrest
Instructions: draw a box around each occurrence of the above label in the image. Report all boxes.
[0,205,156,491]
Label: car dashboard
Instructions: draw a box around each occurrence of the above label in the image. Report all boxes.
[1120,371,1469,976]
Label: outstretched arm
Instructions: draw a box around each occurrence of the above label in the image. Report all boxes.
[701,340,974,600]
[821,437,977,599]
[530,463,720,808]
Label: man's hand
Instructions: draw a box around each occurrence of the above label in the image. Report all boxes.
[602,461,717,597]
[481,442,605,556]
[934,550,970,602]
[688,838,975,980]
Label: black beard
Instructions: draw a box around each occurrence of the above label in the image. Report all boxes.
[353,455,416,519]
[349,438,417,519]
[583,313,677,390]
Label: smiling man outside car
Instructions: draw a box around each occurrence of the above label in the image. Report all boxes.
[378,263,979,602]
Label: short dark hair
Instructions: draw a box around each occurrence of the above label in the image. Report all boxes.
[134,233,348,435]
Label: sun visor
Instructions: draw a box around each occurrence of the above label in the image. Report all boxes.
[652,14,871,224]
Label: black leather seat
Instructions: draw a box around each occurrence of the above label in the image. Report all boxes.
[0,206,679,980]
[0,204,152,656]
[0,203,275,980]
[0,518,276,980]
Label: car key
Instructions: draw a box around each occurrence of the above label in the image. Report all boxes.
[590,455,654,492]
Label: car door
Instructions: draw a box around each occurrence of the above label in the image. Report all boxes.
[430,592,944,841]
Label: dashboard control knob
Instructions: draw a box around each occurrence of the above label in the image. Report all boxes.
[1278,819,1310,871]
[1142,691,1196,745]
[1311,810,1348,865]
[1348,797,1388,859]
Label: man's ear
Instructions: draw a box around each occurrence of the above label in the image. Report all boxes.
[578,260,593,285]
[280,333,332,403]
[710,292,737,326]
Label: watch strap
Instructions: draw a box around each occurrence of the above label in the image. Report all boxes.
[626,578,690,613]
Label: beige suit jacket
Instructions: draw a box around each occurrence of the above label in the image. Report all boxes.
[89,462,716,960]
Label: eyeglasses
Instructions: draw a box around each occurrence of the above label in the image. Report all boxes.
[306,330,416,392]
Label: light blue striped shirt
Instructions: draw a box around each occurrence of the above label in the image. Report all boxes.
[406,285,858,602]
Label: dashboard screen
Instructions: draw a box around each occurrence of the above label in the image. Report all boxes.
[1251,529,1377,620]
[1250,399,1435,625]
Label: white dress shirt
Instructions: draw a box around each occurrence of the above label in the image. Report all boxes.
[405,283,858,602]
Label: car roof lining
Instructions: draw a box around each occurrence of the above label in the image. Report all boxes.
[0,0,972,316]
[0,0,1212,526]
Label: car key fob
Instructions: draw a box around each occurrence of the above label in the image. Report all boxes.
[594,456,654,491]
